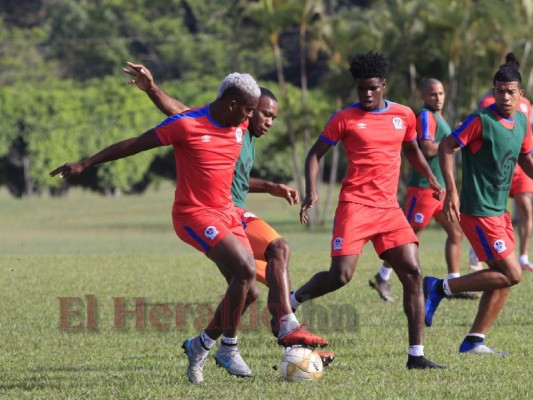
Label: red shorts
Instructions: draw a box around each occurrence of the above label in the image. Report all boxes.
[509,166,533,197]
[459,213,515,262]
[235,207,282,286]
[331,202,418,257]
[404,187,444,229]
[173,208,252,255]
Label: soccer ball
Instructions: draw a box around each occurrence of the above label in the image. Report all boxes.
[281,346,323,382]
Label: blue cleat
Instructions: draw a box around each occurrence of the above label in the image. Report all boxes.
[423,276,444,327]
[459,340,508,356]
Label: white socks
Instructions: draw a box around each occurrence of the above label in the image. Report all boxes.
[447,272,460,279]
[442,278,453,296]
[278,313,300,337]
[290,292,301,311]
[519,254,529,265]
[199,331,216,349]
[379,265,393,281]
[408,345,424,357]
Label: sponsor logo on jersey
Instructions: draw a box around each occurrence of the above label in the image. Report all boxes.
[205,226,219,240]
[493,239,507,254]
[333,237,343,250]
[243,212,256,218]
[357,123,367,129]
[236,128,243,143]
[392,117,403,129]
[201,135,211,143]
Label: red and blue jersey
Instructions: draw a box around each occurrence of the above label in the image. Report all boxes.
[320,100,416,208]
[154,105,249,215]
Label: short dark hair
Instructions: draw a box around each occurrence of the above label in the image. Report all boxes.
[260,87,277,102]
[348,51,389,81]
[493,64,522,87]
[420,78,442,92]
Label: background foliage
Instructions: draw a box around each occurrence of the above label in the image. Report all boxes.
[1,0,532,199]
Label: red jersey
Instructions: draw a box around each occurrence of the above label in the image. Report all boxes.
[155,105,249,215]
[479,93,532,123]
[320,100,417,208]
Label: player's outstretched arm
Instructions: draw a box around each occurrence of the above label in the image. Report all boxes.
[438,135,461,222]
[402,140,444,199]
[300,139,330,224]
[49,129,162,180]
[249,178,299,205]
[123,61,189,117]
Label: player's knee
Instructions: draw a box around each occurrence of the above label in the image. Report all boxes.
[448,228,463,244]
[508,270,522,286]
[235,253,256,282]
[246,284,260,304]
[331,270,352,288]
[265,238,291,264]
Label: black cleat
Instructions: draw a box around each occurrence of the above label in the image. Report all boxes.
[406,355,447,370]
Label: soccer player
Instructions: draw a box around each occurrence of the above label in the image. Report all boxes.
[426,63,533,355]
[369,79,477,301]
[291,51,446,369]
[473,52,533,272]
[122,62,333,364]
[50,73,263,384]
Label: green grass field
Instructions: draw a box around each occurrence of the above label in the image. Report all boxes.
[1,183,532,399]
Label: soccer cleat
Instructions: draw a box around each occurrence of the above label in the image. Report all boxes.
[368,273,394,302]
[182,337,209,384]
[469,248,483,271]
[316,350,336,367]
[406,355,447,369]
[423,276,445,327]
[520,262,533,271]
[214,345,252,378]
[459,341,508,356]
[449,291,480,300]
[277,324,329,348]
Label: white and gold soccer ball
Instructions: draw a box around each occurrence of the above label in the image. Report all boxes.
[281,346,323,382]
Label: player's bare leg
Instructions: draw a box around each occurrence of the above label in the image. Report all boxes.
[182,234,255,383]
[514,193,533,270]
[382,243,446,369]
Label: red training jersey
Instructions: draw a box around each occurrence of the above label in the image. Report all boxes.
[154,105,248,215]
[320,100,417,208]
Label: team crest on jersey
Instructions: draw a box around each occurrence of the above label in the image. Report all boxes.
[414,213,424,224]
[333,237,343,250]
[235,128,243,143]
[392,117,403,130]
[493,239,507,254]
[205,226,219,240]
[357,123,367,129]
[201,135,211,143]
[520,103,528,113]
[243,212,256,218]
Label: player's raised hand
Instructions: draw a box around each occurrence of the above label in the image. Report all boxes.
[299,192,317,224]
[49,161,86,179]
[442,191,460,222]
[122,61,155,92]
[271,183,299,205]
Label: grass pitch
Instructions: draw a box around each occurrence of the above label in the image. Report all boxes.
[0,183,531,399]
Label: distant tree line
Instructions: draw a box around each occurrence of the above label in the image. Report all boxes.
[1,0,532,223]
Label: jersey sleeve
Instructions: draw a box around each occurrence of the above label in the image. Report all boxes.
[521,122,533,155]
[154,115,188,146]
[403,108,417,142]
[479,94,494,110]
[452,114,483,150]
[320,111,344,146]
[416,110,437,141]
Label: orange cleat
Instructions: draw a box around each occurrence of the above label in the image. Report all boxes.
[277,324,329,348]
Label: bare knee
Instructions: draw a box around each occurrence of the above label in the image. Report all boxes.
[265,238,291,265]
[234,253,256,283]
[508,270,522,286]
[246,283,260,305]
